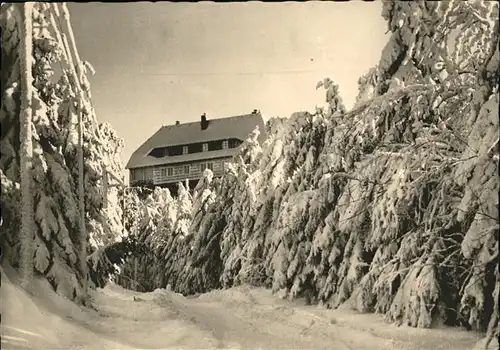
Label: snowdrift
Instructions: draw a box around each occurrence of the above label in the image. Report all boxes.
[0,265,133,349]
[1,266,490,350]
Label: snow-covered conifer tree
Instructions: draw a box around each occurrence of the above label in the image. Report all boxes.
[0,3,125,302]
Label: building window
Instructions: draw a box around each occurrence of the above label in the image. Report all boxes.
[167,146,183,156]
[188,143,203,154]
[201,163,214,171]
[201,163,213,171]
[202,143,208,152]
[167,168,173,176]
[149,147,167,158]
[145,167,153,180]
[184,165,190,174]
[208,140,223,151]
[134,168,144,181]
[229,139,241,148]
[183,146,188,155]
[161,168,166,177]
[222,140,229,149]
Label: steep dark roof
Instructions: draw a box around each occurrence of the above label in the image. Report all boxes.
[126,113,266,169]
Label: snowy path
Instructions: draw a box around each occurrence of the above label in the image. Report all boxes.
[1,267,488,350]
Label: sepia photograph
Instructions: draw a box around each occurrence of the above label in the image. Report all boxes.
[0,1,499,349]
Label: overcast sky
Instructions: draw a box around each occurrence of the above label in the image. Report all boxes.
[68,2,389,168]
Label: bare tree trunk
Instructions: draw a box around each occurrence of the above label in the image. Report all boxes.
[18,2,35,290]
[134,257,138,291]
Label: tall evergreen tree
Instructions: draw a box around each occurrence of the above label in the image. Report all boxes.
[0,2,125,303]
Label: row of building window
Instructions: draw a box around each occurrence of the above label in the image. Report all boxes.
[179,143,226,154]
[160,165,190,177]
[158,162,215,178]
[199,140,230,152]
[149,139,240,158]
[131,161,224,182]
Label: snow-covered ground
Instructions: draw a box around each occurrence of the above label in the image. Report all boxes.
[1,266,491,350]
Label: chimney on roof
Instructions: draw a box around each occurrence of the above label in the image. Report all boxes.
[201,113,209,130]
[175,121,180,125]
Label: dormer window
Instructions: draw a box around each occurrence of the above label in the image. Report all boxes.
[202,143,208,152]
[183,145,188,155]
[149,147,167,158]
[222,140,229,149]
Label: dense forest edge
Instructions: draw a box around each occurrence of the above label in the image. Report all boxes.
[0,1,498,348]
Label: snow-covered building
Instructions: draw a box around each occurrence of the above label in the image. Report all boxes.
[126,111,266,193]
